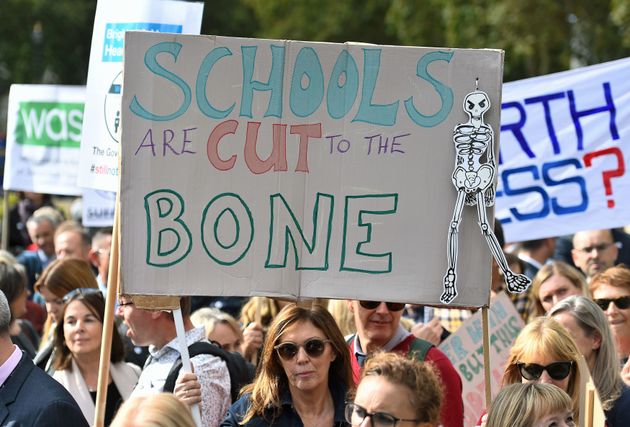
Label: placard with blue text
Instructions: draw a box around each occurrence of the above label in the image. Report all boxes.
[497,57,630,242]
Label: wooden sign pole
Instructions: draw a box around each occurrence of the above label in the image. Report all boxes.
[2,192,10,251]
[482,306,492,409]
[94,198,120,427]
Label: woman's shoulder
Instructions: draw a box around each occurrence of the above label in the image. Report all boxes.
[51,365,75,386]
[222,393,253,426]
[607,385,630,425]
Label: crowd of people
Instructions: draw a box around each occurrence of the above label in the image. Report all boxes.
[1,193,630,427]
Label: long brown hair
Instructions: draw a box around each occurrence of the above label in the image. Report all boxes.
[53,291,124,371]
[240,304,353,424]
[35,258,97,297]
[35,258,98,347]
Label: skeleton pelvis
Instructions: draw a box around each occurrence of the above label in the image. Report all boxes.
[452,165,493,192]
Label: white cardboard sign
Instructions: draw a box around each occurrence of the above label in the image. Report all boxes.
[78,0,203,192]
[120,32,504,306]
[439,292,524,425]
[4,84,84,195]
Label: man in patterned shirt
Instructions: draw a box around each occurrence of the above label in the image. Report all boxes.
[117,295,230,426]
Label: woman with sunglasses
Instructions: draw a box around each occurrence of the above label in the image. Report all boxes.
[486,383,575,427]
[502,317,582,421]
[347,352,442,427]
[33,258,99,373]
[589,265,630,383]
[222,304,353,427]
[548,296,630,426]
[52,289,140,426]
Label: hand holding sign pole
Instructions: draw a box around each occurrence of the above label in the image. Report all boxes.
[441,80,531,304]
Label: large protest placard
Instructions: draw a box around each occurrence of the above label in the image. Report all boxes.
[120,32,504,306]
[78,0,203,192]
[4,84,84,195]
[496,57,630,242]
[439,292,524,425]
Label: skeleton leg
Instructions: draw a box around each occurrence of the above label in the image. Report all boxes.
[441,191,466,304]
[475,192,531,294]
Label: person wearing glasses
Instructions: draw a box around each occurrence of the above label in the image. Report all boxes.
[486,383,575,427]
[571,229,619,282]
[528,261,587,318]
[51,289,140,426]
[33,258,99,373]
[221,304,353,427]
[502,317,582,421]
[589,265,630,384]
[347,352,442,427]
[117,295,231,427]
[549,296,630,426]
[346,300,463,427]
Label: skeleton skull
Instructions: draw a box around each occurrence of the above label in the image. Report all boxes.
[464,91,490,120]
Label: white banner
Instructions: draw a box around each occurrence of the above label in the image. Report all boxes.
[120,32,504,306]
[77,0,203,192]
[497,57,630,242]
[439,292,524,426]
[83,189,116,227]
[4,85,84,195]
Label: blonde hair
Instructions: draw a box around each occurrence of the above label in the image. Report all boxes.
[362,352,442,425]
[327,299,355,336]
[529,261,587,318]
[240,297,282,328]
[191,307,243,342]
[487,383,573,427]
[549,296,623,411]
[110,393,195,427]
[502,317,582,419]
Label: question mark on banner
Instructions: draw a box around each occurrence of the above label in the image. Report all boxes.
[583,147,625,208]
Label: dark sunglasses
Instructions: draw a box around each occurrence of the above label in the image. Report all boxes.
[63,288,102,303]
[274,338,331,360]
[517,361,573,381]
[359,301,405,311]
[594,296,630,311]
[344,402,420,427]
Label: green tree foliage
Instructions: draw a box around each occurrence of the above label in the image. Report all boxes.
[386,0,630,81]
[243,0,399,44]
[1,0,630,94]
[0,0,96,93]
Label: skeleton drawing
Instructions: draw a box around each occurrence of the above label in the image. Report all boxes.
[441,82,531,304]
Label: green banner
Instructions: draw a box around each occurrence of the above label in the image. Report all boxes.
[15,101,84,148]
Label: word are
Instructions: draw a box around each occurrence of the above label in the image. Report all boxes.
[144,189,398,274]
[129,43,455,127]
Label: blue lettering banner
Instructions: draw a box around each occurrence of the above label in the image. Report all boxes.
[497,57,630,242]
